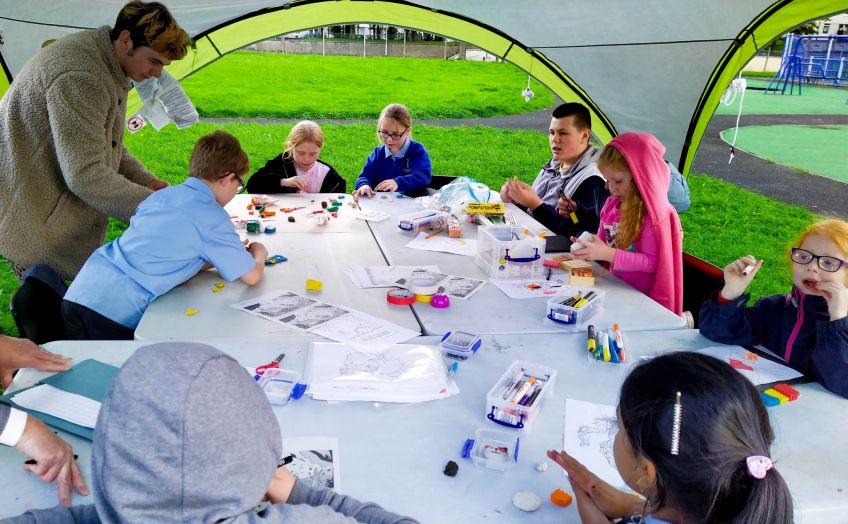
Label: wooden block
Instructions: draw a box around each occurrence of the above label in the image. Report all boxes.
[569,275,596,287]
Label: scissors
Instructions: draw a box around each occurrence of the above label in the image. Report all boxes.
[253,353,285,380]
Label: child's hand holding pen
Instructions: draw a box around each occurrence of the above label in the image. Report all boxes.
[720,255,763,301]
[556,189,579,224]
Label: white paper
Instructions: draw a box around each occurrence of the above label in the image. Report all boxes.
[489,277,571,299]
[312,311,420,350]
[12,384,101,429]
[406,232,478,257]
[305,342,459,403]
[354,209,390,222]
[563,399,626,489]
[694,346,803,386]
[438,276,487,300]
[282,436,342,492]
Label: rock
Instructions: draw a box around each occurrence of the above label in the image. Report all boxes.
[443,460,459,477]
[512,491,541,512]
[536,461,548,472]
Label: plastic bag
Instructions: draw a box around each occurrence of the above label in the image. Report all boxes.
[420,176,498,216]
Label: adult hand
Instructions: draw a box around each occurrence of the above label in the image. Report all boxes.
[818,281,848,321]
[374,179,398,192]
[0,337,71,389]
[556,194,579,218]
[16,417,88,506]
[247,241,269,260]
[720,255,762,301]
[146,179,169,191]
[281,177,309,192]
[505,179,542,209]
[548,449,643,519]
[265,466,297,504]
[569,233,616,263]
[499,182,513,204]
[354,185,373,198]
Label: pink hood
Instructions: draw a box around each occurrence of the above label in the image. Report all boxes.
[609,132,684,315]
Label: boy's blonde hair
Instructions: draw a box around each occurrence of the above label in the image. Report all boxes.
[283,121,324,160]
[376,103,413,142]
[189,131,249,182]
[111,1,191,60]
[598,145,646,249]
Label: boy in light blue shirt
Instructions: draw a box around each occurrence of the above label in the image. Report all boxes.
[62,131,268,340]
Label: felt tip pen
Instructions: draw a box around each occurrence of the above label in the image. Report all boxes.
[613,323,627,362]
[278,454,294,467]
[519,383,540,405]
[511,376,535,403]
[26,455,77,465]
[742,264,755,276]
[445,362,459,387]
[601,332,611,362]
[588,325,597,354]
[525,383,544,407]
[501,371,525,400]
[607,328,621,364]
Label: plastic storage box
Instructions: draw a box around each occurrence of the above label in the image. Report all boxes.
[257,368,306,406]
[462,427,520,472]
[397,210,447,235]
[439,331,482,360]
[546,287,605,331]
[475,225,546,279]
[485,360,557,432]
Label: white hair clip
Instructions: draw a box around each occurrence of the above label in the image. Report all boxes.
[670,391,682,455]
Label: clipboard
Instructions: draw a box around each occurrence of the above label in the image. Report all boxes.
[0,359,120,441]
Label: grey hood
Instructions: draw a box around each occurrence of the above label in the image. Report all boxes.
[93,342,280,523]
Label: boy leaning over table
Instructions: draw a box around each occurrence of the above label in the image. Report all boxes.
[61,131,268,340]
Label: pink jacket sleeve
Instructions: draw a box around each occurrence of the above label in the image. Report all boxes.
[612,215,658,273]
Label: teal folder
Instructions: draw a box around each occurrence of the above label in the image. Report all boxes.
[0,359,120,441]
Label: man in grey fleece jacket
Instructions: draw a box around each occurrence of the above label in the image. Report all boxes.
[2,342,419,524]
[0,2,190,280]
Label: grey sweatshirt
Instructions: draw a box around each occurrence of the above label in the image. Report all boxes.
[2,342,418,524]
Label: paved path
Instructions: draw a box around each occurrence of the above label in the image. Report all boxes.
[204,111,847,218]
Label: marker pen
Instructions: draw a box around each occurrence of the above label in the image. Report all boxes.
[601,332,611,362]
[613,323,627,362]
[587,325,597,354]
[511,376,535,403]
[742,264,755,276]
[501,371,525,400]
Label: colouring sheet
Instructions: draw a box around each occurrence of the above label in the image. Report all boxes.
[282,436,341,492]
[563,399,626,489]
[406,232,478,257]
[231,290,419,348]
[305,342,459,402]
[345,266,486,300]
[489,277,571,299]
[694,346,802,386]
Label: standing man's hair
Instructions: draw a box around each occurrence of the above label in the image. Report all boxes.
[189,131,249,181]
[111,1,191,60]
[551,102,591,131]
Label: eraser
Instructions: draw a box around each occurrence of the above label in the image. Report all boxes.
[543,258,561,268]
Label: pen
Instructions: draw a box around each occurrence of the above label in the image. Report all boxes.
[26,455,78,465]
[519,383,539,405]
[557,187,578,224]
[525,382,544,407]
[607,328,621,364]
[278,454,294,467]
[511,376,535,403]
[613,323,627,362]
[546,266,552,281]
[446,362,459,387]
[501,371,525,400]
[601,332,611,362]
[742,264,755,276]
[588,325,597,354]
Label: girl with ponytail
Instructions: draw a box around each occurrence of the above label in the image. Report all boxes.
[548,352,793,524]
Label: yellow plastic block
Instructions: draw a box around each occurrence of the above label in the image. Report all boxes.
[763,388,789,404]
[185,309,198,316]
[306,279,323,292]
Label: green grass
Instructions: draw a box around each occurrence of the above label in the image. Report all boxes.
[0,123,818,336]
[719,125,848,184]
[714,79,848,116]
[180,52,553,119]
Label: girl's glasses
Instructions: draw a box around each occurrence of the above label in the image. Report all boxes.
[791,248,846,272]
[378,128,408,141]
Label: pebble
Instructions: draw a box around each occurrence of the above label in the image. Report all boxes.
[512,491,541,512]
[536,461,548,472]
[443,460,458,477]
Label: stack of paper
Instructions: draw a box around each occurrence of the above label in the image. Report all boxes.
[305,342,459,402]
[11,384,101,428]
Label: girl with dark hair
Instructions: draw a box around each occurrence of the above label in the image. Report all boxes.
[548,352,793,524]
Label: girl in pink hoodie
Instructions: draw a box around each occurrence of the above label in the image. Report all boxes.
[570,132,684,315]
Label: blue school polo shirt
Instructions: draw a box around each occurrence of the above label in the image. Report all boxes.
[64,177,255,329]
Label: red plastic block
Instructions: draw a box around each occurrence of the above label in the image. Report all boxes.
[773,383,799,401]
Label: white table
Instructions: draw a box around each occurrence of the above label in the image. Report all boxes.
[358,195,688,335]
[135,194,421,339]
[1,332,841,523]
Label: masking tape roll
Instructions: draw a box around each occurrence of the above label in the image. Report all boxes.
[387,289,416,305]
[416,294,434,303]
[408,278,440,296]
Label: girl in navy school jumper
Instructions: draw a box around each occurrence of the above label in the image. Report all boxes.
[699,219,848,399]
[353,103,431,198]
[549,352,793,524]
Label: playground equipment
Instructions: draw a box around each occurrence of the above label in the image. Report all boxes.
[766,34,848,95]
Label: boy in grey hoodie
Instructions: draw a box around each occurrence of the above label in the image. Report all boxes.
[2,342,418,524]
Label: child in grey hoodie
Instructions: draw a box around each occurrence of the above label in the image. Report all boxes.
[2,342,419,524]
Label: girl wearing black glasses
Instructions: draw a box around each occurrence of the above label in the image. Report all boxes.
[699,219,848,399]
[353,103,432,198]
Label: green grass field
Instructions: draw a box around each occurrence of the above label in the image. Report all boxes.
[0,122,816,336]
[181,52,553,119]
[720,125,848,184]
[714,79,848,116]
